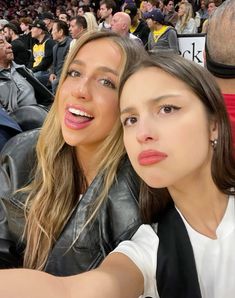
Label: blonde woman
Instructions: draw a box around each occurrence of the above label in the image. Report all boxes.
[175,2,197,34]
[84,12,98,31]
[0,31,148,275]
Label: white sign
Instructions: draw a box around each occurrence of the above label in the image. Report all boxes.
[178,34,206,66]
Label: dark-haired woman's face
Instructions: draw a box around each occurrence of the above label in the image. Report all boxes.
[120,67,218,189]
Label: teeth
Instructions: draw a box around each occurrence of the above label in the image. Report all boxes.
[68,108,93,118]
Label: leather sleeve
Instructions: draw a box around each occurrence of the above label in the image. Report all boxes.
[0,129,39,241]
[98,158,141,253]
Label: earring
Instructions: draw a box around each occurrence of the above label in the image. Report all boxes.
[211,139,218,149]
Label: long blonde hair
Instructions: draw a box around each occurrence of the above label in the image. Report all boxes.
[84,12,98,31]
[23,31,148,270]
[178,2,193,32]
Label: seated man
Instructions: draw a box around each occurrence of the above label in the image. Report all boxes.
[3,22,31,67]
[111,12,143,45]
[30,20,55,87]
[0,34,37,112]
[0,34,53,111]
[50,20,72,94]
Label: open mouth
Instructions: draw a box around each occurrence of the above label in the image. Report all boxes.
[68,107,94,123]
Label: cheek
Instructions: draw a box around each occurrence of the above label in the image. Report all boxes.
[168,118,211,165]
[104,99,119,125]
[57,86,68,117]
[124,132,137,162]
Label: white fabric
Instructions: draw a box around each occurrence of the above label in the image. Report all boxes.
[113,224,158,297]
[98,21,111,30]
[113,195,235,298]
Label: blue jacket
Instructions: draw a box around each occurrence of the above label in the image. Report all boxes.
[0,108,22,151]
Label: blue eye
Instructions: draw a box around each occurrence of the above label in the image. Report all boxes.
[67,70,81,77]
[122,116,137,127]
[100,78,116,89]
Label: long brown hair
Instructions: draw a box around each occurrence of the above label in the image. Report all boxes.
[23,31,148,269]
[119,52,235,223]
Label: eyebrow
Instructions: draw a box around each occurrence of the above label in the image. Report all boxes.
[120,94,181,115]
[69,59,119,76]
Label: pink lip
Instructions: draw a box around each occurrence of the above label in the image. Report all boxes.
[64,104,94,130]
[138,150,168,166]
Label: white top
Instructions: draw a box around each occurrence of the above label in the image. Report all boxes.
[98,21,111,30]
[175,18,198,34]
[113,195,235,298]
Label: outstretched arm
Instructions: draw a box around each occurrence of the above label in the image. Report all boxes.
[0,253,144,298]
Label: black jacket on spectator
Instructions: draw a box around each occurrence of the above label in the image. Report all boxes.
[132,19,150,49]
[51,36,72,78]
[11,38,31,67]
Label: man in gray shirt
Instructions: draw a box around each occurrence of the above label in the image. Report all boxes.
[0,34,37,113]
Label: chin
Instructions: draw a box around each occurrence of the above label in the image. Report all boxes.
[140,175,168,189]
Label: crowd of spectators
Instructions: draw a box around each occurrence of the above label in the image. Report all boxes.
[0,1,234,297]
[0,0,228,149]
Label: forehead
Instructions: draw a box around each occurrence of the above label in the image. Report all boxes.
[3,27,9,32]
[100,4,107,9]
[70,38,123,72]
[113,14,120,21]
[53,22,58,29]
[70,19,77,25]
[76,38,122,59]
[120,67,193,106]
[208,3,215,8]
[31,26,40,30]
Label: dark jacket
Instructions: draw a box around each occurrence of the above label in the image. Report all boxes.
[11,38,31,67]
[132,19,150,49]
[154,205,202,298]
[0,129,141,275]
[51,36,72,78]
[0,108,22,151]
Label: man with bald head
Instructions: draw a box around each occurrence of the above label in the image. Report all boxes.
[111,12,142,44]
[205,0,235,147]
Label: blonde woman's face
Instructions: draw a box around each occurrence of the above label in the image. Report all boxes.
[58,38,122,151]
[120,67,217,189]
[178,4,185,16]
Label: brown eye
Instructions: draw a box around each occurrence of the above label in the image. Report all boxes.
[123,116,137,127]
[159,105,181,114]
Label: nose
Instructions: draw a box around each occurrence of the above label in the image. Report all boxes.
[71,77,91,101]
[136,119,157,144]
[4,40,12,49]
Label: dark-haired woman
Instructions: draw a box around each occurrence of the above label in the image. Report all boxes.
[0,53,235,298]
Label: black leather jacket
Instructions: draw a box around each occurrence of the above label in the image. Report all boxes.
[0,129,141,275]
